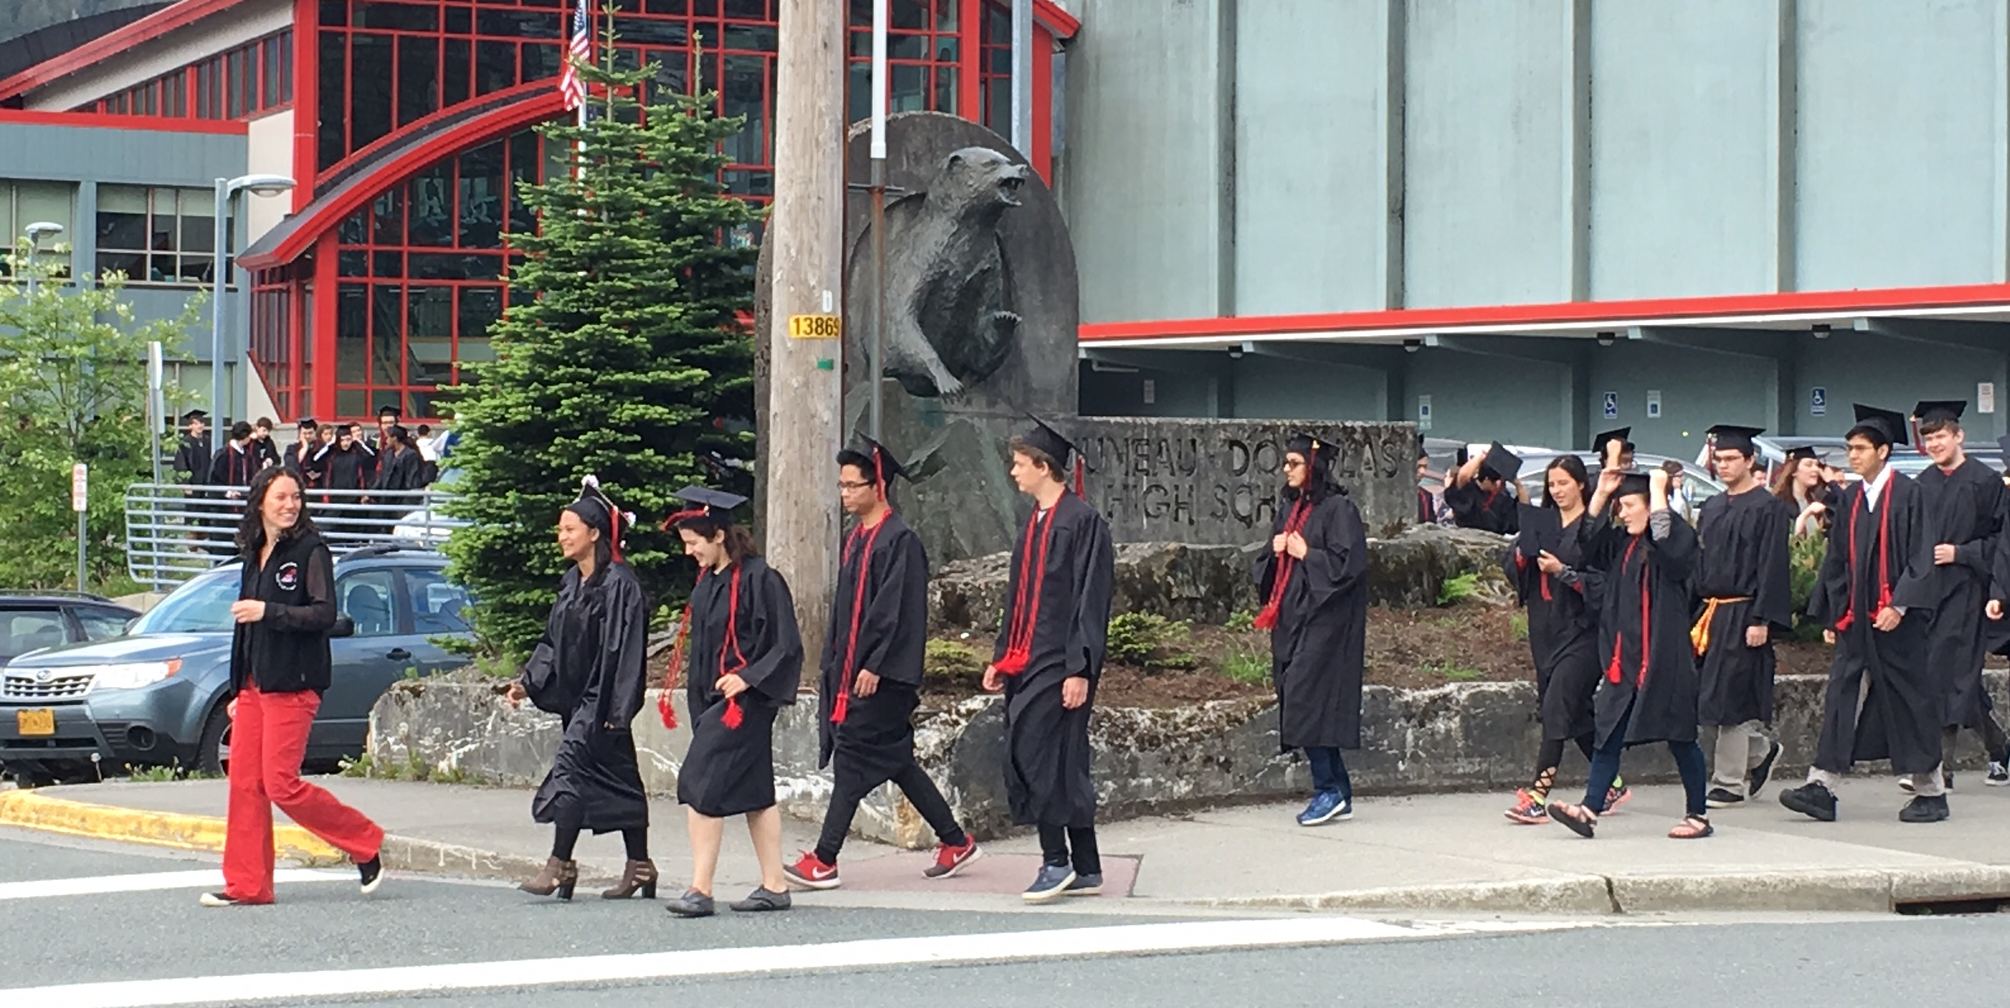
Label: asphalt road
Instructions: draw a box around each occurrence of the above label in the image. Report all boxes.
[5,828,2009,1008]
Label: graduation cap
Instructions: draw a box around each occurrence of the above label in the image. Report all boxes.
[1785,445,1820,464]
[1479,442,1522,483]
[1913,400,1967,427]
[1613,472,1652,500]
[376,403,402,421]
[179,409,208,424]
[298,417,318,430]
[836,436,908,495]
[1706,424,1764,455]
[1285,431,1339,468]
[1593,427,1634,465]
[1018,414,1088,494]
[664,485,749,529]
[567,475,635,563]
[1849,403,1909,447]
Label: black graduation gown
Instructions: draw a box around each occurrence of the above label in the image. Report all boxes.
[285,440,325,488]
[521,563,652,832]
[1582,513,1700,746]
[319,444,370,494]
[678,556,804,818]
[372,447,423,495]
[1693,487,1796,726]
[992,493,1114,829]
[1444,481,1520,534]
[173,434,209,482]
[208,444,257,489]
[1806,472,1942,775]
[818,512,929,791]
[1256,488,1368,751]
[254,436,281,470]
[1505,509,1601,741]
[1917,461,2004,729]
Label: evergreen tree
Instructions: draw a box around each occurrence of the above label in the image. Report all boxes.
[444,24,757,661]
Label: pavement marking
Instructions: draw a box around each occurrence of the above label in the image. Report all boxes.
[0,868,349,902]
[0,916,1604,1007]
[0,791,340,864]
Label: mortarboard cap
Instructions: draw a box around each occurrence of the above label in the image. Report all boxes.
[1706,424,1765,455]
[298,417,318,429]
[1480,442,1522,482]
[1849,403,1909,447]
[1613,472,1652,500]
[1785,445,1819,463]
[1913,400,1967,426]
[377,403,402,420]
[667,485,749,527]
[180,409,208,424]
[1285,431,1339,467]
[1018,415,1081,470]
[1593,427,1634,462]
[837,436,908,486]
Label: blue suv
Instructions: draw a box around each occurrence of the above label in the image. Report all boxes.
[0,545,474,785]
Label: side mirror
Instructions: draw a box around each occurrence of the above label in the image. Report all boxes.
[330,616,356,638]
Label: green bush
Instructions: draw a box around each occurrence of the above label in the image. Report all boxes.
[1788,534,1828,641]
[925,638,986,690]
[1225,609,1256,633]
[1222,648,1271,686]
[1437,573,1481,607]
[1105,612,1199,673]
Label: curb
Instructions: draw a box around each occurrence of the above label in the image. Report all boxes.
[0,790,343,866]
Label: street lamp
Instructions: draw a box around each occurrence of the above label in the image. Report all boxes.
[22,220,62,295]
[210,174,294,428]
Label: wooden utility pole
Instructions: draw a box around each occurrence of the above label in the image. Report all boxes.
[765,0,844,673]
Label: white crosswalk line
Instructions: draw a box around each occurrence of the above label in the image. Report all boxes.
[0,868,347,902]
[0,916,1605,1008]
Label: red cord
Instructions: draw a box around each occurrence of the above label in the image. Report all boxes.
[995,504,1061,675]
[830,516,887,725]
[1253,499,1312,630]
[716,565,749,729]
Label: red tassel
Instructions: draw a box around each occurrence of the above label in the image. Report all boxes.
[657,688,678,730]
[831,690,849,725]
[1252,603,1279,631]
[1073,457,1085,497]
[722,698,743,729]
[657,605,691,729]
[994,649,1029,676]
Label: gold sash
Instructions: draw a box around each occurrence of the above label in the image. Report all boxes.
[1690,596,1754,657]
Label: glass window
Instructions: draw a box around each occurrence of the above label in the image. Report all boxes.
[2,180,76,277]
[348,33,394,152]
[95,185,227,287]
[404,570,472,634]
[396,34,439,127]
[132,571,239,634]
[336,569,400,637]
[75,608,134,641]
[0,611,71,661]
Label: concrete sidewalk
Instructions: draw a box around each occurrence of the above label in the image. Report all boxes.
[6,775,2010,914]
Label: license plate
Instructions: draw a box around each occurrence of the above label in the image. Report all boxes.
[15,709,55,736]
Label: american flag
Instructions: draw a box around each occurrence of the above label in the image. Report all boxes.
[559,0,590,110]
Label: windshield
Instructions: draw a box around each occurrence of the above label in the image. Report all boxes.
[133,569,241,634]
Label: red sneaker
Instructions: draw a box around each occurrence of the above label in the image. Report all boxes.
[923,838,982,879]
[782,851,841,890]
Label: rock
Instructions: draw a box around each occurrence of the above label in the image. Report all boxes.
[930,541,1257,632]
[1365,525,1512,609]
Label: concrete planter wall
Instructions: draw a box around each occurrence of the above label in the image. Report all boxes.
[369,670,2010,849]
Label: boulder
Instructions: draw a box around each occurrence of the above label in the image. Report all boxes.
[1365,525,1512,609]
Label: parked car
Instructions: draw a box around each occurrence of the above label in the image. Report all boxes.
[0,593,140,669]
[0,544,474,785]
[1515,451,1728,515]
[392,467,466,546]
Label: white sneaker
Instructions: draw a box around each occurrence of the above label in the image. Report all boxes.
[1898,776,1916,794]
[1987,762,2010,787]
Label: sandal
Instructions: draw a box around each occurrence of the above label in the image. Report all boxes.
[1546,802,1597,839]
[1667,815,1714,840]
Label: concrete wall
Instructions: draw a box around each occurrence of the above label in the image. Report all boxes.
[1061,0,2010,325]
[1581,340,1778,455]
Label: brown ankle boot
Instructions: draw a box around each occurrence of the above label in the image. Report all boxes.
[602,859,658,900]
[519,857,578,900]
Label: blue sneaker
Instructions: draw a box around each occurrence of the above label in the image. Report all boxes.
[1022,864,1076,903]
[1064,873,1103,897]
[1296,791,1352,826]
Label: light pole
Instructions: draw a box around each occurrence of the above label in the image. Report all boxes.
[209,174,295,429]
[23,220,62,296]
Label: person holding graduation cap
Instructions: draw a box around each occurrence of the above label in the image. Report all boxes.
[981,417,1116,903]
[1501,454,1632,824]
[1594,428,1637,475]
[285,419,325,490]
[1779,404,1949,824]
[1547,465,1714,840]
[1907,400,2010,790]
[784,438,980,891]
[1772,445,1833,538]
[1444,442,1522,534]
[1256,432,1370,827]
[1692,425,1794,809]
[504,477,656,902]
[662,486,804,918]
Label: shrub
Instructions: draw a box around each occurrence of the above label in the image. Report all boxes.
[1225,609,1256,633]
[925,639,986,690]
[1788,534,1828,641]
[1437,572,1481,607]
[1105,612,1199,673]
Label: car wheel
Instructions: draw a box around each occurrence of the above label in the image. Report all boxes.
[195,705,231,777]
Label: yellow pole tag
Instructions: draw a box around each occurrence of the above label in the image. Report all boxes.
[788,314,842,340]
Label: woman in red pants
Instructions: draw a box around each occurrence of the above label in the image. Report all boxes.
[201,467,386,907]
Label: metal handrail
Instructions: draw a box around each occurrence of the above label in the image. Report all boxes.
[122,482,468,591]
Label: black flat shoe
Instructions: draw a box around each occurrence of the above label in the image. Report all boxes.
[729,886,792,912]
[664,888,715,918]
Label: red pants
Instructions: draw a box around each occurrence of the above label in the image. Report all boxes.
[222,685,384,903]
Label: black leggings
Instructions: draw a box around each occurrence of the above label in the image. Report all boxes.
[552,825,648,861]
[1534,734,1597,780]
[814,762,967,864]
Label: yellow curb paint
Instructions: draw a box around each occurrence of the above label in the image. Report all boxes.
[0,791,342,865]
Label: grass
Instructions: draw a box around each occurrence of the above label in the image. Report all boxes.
[1437,572,1481,607]
[1423,660,1484,682]
[123,761,216,783]
[338,752,469,784]
[1510,611,1529,642]
[1222,648,1270,687]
